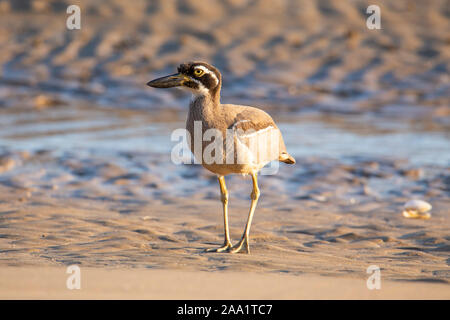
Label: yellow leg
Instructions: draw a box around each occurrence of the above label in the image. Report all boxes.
[206,175,232,252]
[230,173,260,254]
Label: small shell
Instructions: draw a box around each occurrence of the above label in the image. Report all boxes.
[404,200,432,213]
[402,200,432,219]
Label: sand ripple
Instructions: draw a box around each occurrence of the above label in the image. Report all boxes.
[0,148,448,282]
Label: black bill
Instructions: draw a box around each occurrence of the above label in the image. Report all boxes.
[146,73,188,88]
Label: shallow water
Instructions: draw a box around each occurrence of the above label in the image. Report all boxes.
[0,107,448,167]
[281,119,450,167]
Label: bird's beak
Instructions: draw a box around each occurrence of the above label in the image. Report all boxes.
[146,73,189,88]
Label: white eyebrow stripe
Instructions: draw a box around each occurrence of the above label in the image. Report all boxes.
[194,65,219,85]
[194,65,211,73]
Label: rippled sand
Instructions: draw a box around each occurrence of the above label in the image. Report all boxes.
[0,0,449,298]
[0,0,449,115]
[0,144,449,284]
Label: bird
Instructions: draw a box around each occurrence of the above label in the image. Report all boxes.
[147,62,295,254]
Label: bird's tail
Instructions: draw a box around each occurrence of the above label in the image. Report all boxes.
[279,152,296,164]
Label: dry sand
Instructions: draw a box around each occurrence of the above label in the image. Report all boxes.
[1,267,449,299]
[0,0,449,299]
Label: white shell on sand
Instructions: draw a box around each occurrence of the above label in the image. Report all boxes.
[402,200,432,219]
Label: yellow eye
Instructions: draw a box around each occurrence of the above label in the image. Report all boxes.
[193,69,204,77]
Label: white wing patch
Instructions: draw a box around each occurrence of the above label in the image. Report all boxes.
[239,125,275,138]
[230,120,280,168]
[231,119,250,129]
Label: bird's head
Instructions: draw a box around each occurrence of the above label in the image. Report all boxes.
[147,62,221,99]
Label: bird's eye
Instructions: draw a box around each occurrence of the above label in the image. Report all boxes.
[193,69,204,77]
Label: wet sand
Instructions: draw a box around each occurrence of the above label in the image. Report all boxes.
[0,143,448,284]
[0,0,449,299]
[0,0,448,115]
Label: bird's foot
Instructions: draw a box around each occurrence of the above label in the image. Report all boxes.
[229,237,250,254]
[205,241,233,253]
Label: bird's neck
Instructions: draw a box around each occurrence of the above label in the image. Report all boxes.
[189,91,221,114]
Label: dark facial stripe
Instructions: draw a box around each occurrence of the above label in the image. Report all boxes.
[184,81,199,90]
[177,62,221,94]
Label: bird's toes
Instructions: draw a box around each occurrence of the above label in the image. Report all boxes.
[229,244,248,254]
[205,243,232,253]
